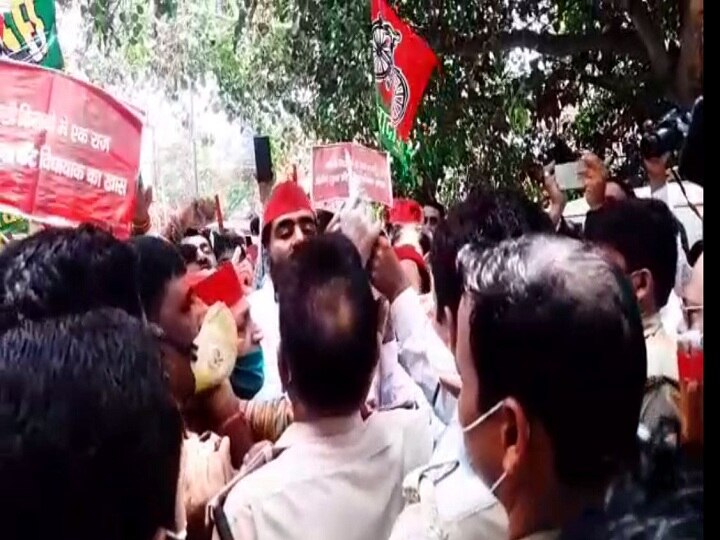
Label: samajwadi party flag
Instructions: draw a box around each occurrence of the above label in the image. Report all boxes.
[371,0,437,158]
[0,0,64,69]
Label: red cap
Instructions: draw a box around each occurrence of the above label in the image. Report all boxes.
[188,262,243,307]
[394,245,431,294]
[263,181,314,230]
[387,199,423,225]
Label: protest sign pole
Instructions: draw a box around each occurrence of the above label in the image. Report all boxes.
[190,86,199,196]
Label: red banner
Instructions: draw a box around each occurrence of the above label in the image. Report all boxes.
[371,0,438,141]
[0,59,143,238]
[312,143,351,204]
[312,143,392,207]
[351,143,393,207]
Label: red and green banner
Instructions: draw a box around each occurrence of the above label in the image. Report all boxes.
[371,0,437,167]
[0,59,143,238]
[1,0,63,69]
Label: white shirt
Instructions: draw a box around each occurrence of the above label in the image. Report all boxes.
[635,179,703,248]
[660,289,684,339]
[391,288,459,425]
[636,180,699,296]
[248,279,283,400]
[370,340,447,443]
[220,410,433,540]
[644,312,678,380]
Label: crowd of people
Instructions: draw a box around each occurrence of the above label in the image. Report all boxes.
[0,149,703,540]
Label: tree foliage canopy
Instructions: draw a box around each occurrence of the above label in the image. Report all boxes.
[80,0,702,204]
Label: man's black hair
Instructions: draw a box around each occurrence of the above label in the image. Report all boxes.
[429,187,553,323]
[276,232,378,415]
[688,240,703,268]
[211,231,245,263]
[584,198,678,310]
[178,243,200,265]
[424,200,446,219]
[607,177,637,199]
[460,235,646,490]
[183,228,208,240]
[560,418,703,540]
[0,309,183,540]
[316,209,335,234]
[250,215,260,236]
[130,236,187,319]
[0,224,142,331]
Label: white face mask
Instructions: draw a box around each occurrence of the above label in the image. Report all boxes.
[459,400,508,495]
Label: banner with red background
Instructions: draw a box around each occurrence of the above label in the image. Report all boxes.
[312,143,392,207]
[0,59,143,238]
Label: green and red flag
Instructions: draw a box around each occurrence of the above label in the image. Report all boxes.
[1,0,64,69]
[371,0,437,167]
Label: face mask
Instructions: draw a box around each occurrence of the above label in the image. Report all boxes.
[230,349,265,399]
[192,302,238,393]
[460,400,508,494]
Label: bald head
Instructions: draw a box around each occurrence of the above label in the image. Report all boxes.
[277,233,379,416]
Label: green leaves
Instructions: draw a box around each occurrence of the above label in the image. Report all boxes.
[80,0,687,204]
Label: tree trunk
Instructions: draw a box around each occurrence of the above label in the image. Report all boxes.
[675,0,703,107]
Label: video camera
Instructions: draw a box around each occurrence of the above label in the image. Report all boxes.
[641,96,703,186]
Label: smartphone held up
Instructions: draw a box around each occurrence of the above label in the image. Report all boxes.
[554,160,587,191]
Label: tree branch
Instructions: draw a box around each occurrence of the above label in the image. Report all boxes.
[623,0,672,80]
[233,0,258,51]
[579,72,654,95]
[445,29,648,62]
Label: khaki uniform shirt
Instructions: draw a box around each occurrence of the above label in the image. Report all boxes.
[389,461,508,540]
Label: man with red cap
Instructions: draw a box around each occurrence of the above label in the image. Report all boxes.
[386,198,434,317]
[250,180,318,400]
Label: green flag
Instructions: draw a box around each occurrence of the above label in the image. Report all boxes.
[1,0,64,69]
[376,98,418,172]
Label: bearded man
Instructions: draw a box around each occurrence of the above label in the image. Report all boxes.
[249,181,318,399]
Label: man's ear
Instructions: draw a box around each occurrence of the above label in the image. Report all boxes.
[499,398,531,478]
[631,268,653,311]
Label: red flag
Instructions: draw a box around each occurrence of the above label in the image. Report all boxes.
[371,0,438,141]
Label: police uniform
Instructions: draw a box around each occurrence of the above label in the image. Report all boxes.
[389,460,508,540]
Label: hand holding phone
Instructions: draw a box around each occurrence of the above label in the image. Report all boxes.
[554,161,586,190]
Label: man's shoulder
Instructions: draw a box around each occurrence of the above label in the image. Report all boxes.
[390,494,507,540]
[370,408,432,439]
[223,457,292,514]
[369,408,434,470]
